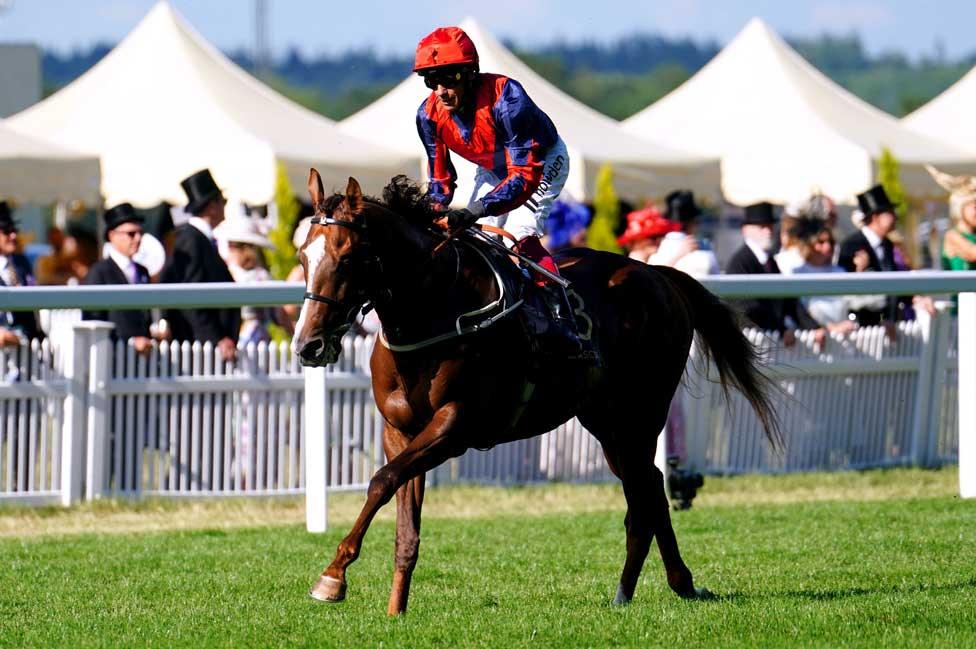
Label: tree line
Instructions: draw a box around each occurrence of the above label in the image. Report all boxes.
[42,32,976,120]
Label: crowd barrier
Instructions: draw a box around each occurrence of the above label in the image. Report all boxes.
[0,310,958,508]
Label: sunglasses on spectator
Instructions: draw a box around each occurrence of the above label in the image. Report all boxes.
[422,68,465,90]
[113,229,143,238]
[1,228,17,236]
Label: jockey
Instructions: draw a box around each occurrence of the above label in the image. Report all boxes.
[414,26,589,359]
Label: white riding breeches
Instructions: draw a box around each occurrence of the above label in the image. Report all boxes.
[467,137,570,242]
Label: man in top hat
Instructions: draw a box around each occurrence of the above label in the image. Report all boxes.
[160,169,240,360]
[82,203,154,352]
[725,202,814,340]
[0,201,43,346]
[650,190,720,277]
[837,185,909,327]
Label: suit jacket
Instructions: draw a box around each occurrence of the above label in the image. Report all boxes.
[725,244,817,332]
[837,230,900,325]
[160,224,240,343]
[0,253,43,340]
[82,257,153,340]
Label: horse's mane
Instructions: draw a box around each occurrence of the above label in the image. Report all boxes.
[319,175,439,229]
[380,175,440,227]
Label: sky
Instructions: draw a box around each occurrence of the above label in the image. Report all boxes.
[0,0,974,62]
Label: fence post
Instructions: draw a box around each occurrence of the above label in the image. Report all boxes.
[908,307,938,466]
[60,323,90,506]
[305,365,329,532]
[925,307,953,464]
[81,322,115,499]
[959,293,976,498]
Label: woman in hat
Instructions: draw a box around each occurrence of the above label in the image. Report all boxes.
[928,165,976,272]
[219,216,279,346]
[617,206,679,264]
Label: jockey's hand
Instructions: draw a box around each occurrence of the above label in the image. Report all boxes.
[446,208,480,230]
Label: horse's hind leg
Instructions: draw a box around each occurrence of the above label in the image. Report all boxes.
[387,474,425,615]
[605,430,702,604]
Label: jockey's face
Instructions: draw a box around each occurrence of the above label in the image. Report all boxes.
[423,66,471,112]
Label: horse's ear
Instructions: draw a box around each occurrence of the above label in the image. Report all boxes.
[308,168,325,210]
[345,176,363,213]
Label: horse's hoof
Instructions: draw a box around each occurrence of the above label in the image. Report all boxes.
[309,575,346,603]
[612,584,632,606]
[693,587,714,600]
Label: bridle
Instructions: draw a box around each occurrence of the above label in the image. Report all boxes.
[302,215,379,323]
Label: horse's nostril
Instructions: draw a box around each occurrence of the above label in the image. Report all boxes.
[299,338,325,360]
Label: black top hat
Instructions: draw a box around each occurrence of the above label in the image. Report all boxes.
[103,202,144,235]
[0,201,17,231]
[181,168,223,215]
[665,190,702,223]
[742,201,778,225]
[856,184,898,217]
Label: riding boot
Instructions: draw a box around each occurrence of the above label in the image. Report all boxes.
[515,236,599,365]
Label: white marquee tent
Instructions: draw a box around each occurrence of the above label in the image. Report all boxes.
[341,18,720,205]
[7,1,413,208]
[0,120,100,204]
[622,18,976,206]
[903,65,976,156]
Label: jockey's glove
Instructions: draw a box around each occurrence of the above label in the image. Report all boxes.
[446,201,485,229]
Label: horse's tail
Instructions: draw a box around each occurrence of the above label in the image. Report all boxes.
[655,266,782,449]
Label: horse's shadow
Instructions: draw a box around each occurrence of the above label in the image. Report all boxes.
[701,576,976,604]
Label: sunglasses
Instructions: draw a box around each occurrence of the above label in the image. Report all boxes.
[1,228,17,236]
[113,229,143,238]
[422,69,464,90]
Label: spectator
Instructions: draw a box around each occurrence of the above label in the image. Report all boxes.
[35,226,76,285]
[928,164,976,272]
[160,169,240,361]
[0,201,43,345]
[63,222,100,284]
[616,206,678,263]
[82,203,153,353]
[789,218,857,338]
[543,199,591,253]
[650,190,719,277]
[725,201,807,343]
[220,217,277,345]
[837,185,932,330]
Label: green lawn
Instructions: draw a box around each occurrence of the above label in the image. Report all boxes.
[1,470,974,648]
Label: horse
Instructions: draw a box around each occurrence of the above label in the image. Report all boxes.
[293,170,780,615]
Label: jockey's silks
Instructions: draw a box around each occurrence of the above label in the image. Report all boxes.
[416,74,559,216]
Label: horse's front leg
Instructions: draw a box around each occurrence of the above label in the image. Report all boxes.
[309,405,460,606]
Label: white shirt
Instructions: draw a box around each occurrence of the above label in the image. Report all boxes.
[188,216,215,241]
[744,238,771,266]
[860,226,885,262]
[649,232,719,278]
[108,247,138,284]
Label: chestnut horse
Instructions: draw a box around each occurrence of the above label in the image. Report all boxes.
[293,170,779,615]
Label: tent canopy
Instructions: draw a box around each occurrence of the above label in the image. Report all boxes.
[341,18,720,204]
[622,18,976,206]
[903,65,976,156]
[7,1,413,208]
[0,120,100,204]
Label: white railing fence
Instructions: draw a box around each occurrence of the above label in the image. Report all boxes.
[2,274,975,516]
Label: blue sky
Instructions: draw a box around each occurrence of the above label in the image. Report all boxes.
[0,0,973,61]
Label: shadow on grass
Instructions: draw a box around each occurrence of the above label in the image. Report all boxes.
[706,576,976,603]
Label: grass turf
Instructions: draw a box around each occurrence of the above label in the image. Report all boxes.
[0,469,974,647]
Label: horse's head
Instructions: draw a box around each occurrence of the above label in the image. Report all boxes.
[293,170,376,366]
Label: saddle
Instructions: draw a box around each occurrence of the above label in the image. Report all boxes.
[455,230,589,363]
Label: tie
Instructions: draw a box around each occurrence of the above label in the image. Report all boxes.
[763,258,776,273]
[127,261,138,284]
[0,259,20,287]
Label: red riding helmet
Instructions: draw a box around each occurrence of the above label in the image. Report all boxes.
[414,27,479,72]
